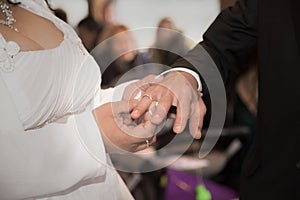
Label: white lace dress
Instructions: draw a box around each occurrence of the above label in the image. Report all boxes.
[0,0,133,199]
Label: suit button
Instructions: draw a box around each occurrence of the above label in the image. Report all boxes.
[296,161,300,170]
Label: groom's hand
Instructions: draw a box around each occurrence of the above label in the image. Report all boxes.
[123,72,206,139]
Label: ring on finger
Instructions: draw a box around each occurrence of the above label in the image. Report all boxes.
[142,94,154,101]
[145,139,150,148]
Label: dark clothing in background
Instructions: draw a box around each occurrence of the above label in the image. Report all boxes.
[150,31,189,67]
[101,52,152,87]
[173,0,300,199]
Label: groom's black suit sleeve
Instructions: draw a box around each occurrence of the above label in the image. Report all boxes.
[172,0,258,88]
[171,0,258,127]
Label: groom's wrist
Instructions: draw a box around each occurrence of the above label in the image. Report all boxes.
[158,67,202,91]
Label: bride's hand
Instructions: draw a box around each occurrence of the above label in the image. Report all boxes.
[93,100,157,153]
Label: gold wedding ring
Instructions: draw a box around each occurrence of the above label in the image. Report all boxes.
[145,139,150,148]
[142,94,153,101]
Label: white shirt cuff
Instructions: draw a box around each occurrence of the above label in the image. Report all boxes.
[158,67,202,91]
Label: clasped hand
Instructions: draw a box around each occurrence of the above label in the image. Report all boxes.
[93,100,158,153]
[94,71,206,153]
[123,71,207,139]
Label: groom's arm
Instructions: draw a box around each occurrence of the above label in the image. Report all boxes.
[130,0,258,137]
[173,0,258,90]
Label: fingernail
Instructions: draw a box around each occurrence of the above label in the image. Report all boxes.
[195,131,201,139]
[134,91,142,100]
[174,125,182,133]
[132,110,139,116]
[198,131,202,139]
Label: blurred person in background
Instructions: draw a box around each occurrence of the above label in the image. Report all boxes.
[77,15,103,52]
[101,0,116,26]
[215,57,258,192]
[88,0,116,27]
[84,0,116,44]
[149,17,190,67]
[93,24,154,87]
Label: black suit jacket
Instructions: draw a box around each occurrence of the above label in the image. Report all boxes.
[173,0,300,199]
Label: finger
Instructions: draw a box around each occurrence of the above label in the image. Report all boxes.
[146,136,157,148]
[173,97,191,134]
[133,74,160,93]
[122,75,158,101]
[189,100,201,139]
[122,82,141,101]
[124,86,143,101]
[150,135,157,144]
[143,109,152,122]
[133,136,157,152]
[198,98,207,133]
[111,100,139,116]
[130,92,156,119]
[151,93,173,125]
[189,97,207,139]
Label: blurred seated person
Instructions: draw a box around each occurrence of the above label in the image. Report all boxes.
[226,57,258,141]
[91,0,116,27]
[93,24,155,88]
[231,57,258,153]
[77,15,103,52]
[149,17,190,66]
[102,0,116,26]
[216,57,258,191]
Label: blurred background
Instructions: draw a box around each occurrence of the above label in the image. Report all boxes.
[49,1,256,200]
[51,0,219,45]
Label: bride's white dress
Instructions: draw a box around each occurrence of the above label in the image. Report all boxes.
[0,0,133,199]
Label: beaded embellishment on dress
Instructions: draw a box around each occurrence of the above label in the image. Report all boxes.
[0,0,19,32]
